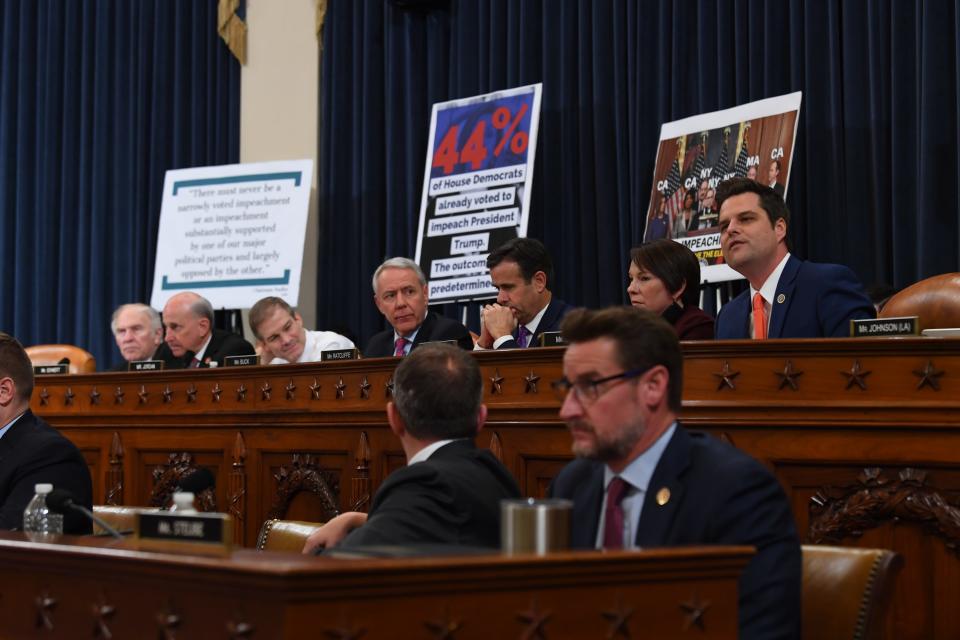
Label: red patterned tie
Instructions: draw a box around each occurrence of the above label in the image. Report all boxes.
[752,292,767,340]
[394,337,408,357]
[602,477,630,549]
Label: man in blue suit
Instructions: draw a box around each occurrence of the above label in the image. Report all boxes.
[476,237,573,349]
[549,307,801,640]
[715,178,874,339]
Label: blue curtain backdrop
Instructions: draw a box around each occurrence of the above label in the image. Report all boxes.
[0,0,240,368]
[317,0,960,345]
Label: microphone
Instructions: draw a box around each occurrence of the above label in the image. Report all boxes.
[176,467,215,494]
[46,489,124,540]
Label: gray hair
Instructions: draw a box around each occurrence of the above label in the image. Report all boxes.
[189,294,215,324]
[111,304,163,335]
[371,257,426,295]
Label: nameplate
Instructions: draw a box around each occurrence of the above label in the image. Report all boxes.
[136,512,233,556]
[33,364,68,375]
[321,348,359,362]
[539,332,566,347]
[129,360,163,372]
[421,340,456,347]
[224,354,260,367]
[851,316,919,337]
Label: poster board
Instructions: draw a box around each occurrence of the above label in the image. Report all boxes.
[414,84,543,303]
[150,159,313,309]
[645,93,802,283]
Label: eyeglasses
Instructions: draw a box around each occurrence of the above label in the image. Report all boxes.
[551,368,648,405]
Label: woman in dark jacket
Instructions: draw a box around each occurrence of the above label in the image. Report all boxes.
[626,239,715,339]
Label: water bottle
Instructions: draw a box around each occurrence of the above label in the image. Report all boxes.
[169,492,198,514]
[22,483,64,535]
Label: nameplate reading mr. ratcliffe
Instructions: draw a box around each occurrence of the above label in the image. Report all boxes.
[33,364,68,375]
[136,512,233,557]
[224,354,260,367]
[321,348,359,362]
[851,316,919,337]
[129,360,163,372]
[540,332,566,347]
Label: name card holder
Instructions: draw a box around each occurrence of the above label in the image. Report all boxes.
[136,511,233,557]
[539,332,566,347]
[420,340,456,347]
[850,316,919,337]
[33,364,68,375]
[224,355,260,367]
[321,348,359,362]
[129,360,164,372]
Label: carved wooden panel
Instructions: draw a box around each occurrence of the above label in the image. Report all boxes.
[259,451,346,524]
[135,451,223,512]
[520,456,572,499]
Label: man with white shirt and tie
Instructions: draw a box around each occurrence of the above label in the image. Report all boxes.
[548,306,801,640]
[476,237,573,349]
[714,178,874,339]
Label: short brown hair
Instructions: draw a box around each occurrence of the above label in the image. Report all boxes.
[0,332,34,401]
[392,343,483,440]
[630,240,702,309]
[715,177,792,250]
[249,297,295,341]
[560,306,683,411]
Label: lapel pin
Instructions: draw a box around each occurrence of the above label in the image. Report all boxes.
[776,293,786,304]
[656,487,670,506]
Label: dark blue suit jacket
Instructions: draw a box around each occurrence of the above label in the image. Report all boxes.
[495,297,574,349]
[716,255,874,339]
[549,426,801,640]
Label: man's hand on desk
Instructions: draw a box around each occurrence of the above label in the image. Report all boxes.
[301,511,368,554]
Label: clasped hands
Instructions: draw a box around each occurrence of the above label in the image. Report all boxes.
[476,303,517,349]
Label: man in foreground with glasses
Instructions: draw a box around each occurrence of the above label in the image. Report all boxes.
[549,307,800,640]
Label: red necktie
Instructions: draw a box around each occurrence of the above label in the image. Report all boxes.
[752,292,767,340]
[189,357,201,368]
[394,337,408,357]
[602,477,630,549]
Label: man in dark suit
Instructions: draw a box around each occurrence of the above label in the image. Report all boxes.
[302,344,520,553]
[161,292,255,367]
[767,159,785,197]
[363,257,473,357]
[715,178,874,339]
[0,333,93,534]
[109,303,182,371]
[476,237,573,349]
[548,307,800,640]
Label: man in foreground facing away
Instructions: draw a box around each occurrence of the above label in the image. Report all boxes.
[302,343,520,553]
[0,332,93,534]
[549,306,800,639]
[715,177,874,339]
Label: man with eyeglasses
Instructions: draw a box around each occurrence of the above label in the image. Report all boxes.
[548,306,800,640]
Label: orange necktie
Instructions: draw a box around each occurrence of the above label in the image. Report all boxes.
[752,292,767,340]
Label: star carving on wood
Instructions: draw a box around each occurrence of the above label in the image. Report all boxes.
[322,625,366,639]
[114,386,125,405]
[712,361,740,391]
[261,381,272,401]
[91,593,115,639]
[842,359,872,391]
[774,360,803,391]
[226,616,255,640]
[309,378,322,400]
[489,369,505,395]
[186,384,198,403]
[601,594,635,639]
[335,377,347,399]
[138,385,149,404]
[211,382,223,403]
[524,370,541,394]
[64,387,75,405]
[155,600,181,640]
[162,385,173,403]
[39,388,49,406]
[914,360,944,391]
[516,598,552,639]
[285,379,296,401]
[679,593,711,631]
[35,591,57,631]
[424,607,462,639]
[359,376,372,400]
[385,376,394,398]
[89,387,101,405]
[236,384,247,401]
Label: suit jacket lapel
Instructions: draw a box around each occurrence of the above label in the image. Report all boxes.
[571,464,605,548]
[768,256,800,339]
[635,427,691,547]
[412,312,436,348]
